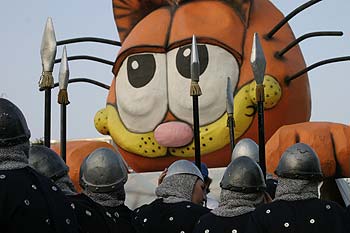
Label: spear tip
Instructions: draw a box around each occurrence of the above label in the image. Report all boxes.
[40,17,57,72]
[59,46,69,90]
[191,35,199,64]
[191,35,200,82]
[250,33,266,85]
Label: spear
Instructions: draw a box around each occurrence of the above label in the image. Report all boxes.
[58,46,70,162]
[40,17,57,148]
[190,35,202,170]
[250,33,267,178]
[226,77,235,152]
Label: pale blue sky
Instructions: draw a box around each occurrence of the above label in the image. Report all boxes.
[0,0,349,141]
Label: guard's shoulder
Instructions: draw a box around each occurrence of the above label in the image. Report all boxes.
[193,213,217,233]
[315,199,348,214]
[133,198,161,220]
[198,212,215,222]
[195,212,219,226]
[116,203,133,215]
[253,201,280,213]
[180,201,210,214]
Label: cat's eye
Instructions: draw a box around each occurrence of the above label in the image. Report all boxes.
[127,54,156,88]
[175,44,209,79]
[167,44,240,125]
[115,53,168,133]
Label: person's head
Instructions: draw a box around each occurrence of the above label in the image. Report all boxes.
[273,143,323,201]
[192,161,212,194]
[220,156,266,194]
[158,160,206,205]
[231,138,259,163]
[0,98,31,154]
[212,157,266,217]
[29,145,69,181]
[79,147,128,195]
[275,143,323,181]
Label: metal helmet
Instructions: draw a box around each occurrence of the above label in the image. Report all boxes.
[275,143,323,180]
[220,156,266,193]
[79,147,128,193]
[0,98,31,147]
[165,160,204,181]
[231,138,259,163]
[28,145,68,181]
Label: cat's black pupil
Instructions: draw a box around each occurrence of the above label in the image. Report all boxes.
[127,54,156,88]
[176,44,209,79]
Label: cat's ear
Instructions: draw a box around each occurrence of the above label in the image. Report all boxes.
[226,0,252,25]
[113,0,169,43]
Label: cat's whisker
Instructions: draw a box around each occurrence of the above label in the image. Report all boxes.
[284,56,350,85]
[275,31,343,58]
[265,0,322,40]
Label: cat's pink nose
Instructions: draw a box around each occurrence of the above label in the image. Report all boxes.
[154,121,193,147]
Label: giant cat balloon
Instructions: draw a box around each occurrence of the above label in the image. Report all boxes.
[94,0,311,171]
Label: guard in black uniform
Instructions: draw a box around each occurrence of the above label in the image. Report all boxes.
[193,156,266,233]
[29,145,118,233]
[80,147,135,233]
[246,143,350,233]
[0,98,79,233]
[133,160,209,233]
[232,138,277,199]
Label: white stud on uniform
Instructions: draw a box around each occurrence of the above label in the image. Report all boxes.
[169,217,174,221]
[143,218,148,223]
[266,209,271,214]
[45,218,50,225]
[106,212,112,218]
[52,186,58,191]
[85,210,92,216]
[205,229,210,233]
[284,223,289,228]
[232,229,237,233]
[186,205,191,208]
[71,203,75,209]
[180,231,185,233]
[114,212,120,218]
[310,219,315,224]
[66,219,71,225]
[0,174,6,179]
[24,200,30,206]
[326,205,331,210]
[31,184,37,190]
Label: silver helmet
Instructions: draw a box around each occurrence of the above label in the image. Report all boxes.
[275,143,323,180]
[221,156,266,193]
[29,145,68,180]
[165,160,204,181]
[231,138,259,163]
[79,147,128,193]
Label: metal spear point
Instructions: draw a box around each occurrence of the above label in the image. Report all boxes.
[58,46,70,162]
[40,17,57,148]
[251,33,266,85]
[226,77,235,153]
[40,17,57,88]
[58,46,70,96]
[191,35,200,83]
[190,35,202,171]
[250,32,267,179]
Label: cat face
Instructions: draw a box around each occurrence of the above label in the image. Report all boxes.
[95,0,311,171]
